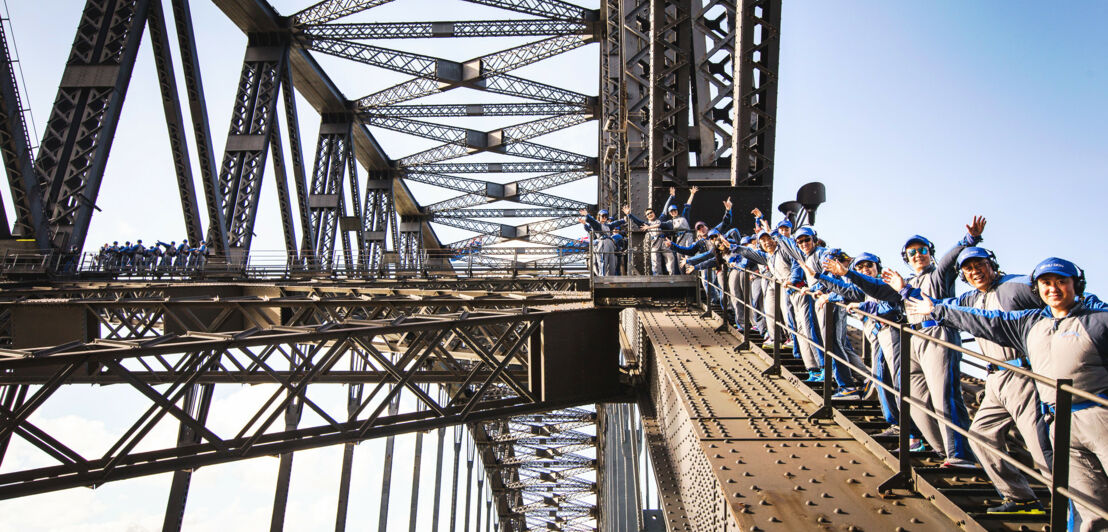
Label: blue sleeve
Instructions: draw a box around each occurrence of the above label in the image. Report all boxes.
[687,251,714,267]
[659,195,676,222]
[1083,293,1108,310]
[627,213,647,226]
[681,203,692,222]
[935,232,983,284]
[931,303,1038,351]
[818,273,865,302]
[609,219,626,229]
[583,215,602,232]
[713,208,732,232]
[735,246,769,266]
[671,241,699,256]
[845,270,904,304]
[773,233,806,264]
[692,256,719,271]
[787,259,804,285]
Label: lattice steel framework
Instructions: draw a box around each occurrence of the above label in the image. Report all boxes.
[0,0,786,529]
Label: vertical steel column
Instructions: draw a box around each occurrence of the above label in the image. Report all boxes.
[361,171,392,271]
[169,0,226,253]
[376,393,401,532]
[145,0,202,245]
[340,140,359,270]
[431,422,448,531]
[730,0,780,187]
[0,15,49,245]
[161,381,214,532]
[647,0,692,198]
[407,423,425,532]
[621,0,652,173]
[216,41,286,261]
[279,61,312,264]
[267,110,299,259]
[397,216,424,271]
[598,403,642,532]
[599,0,626,212]
[334,352,366,532]
[269,398,304,531]
[33,0,151,253]
[306,119,352,269]
[690,0,736,166]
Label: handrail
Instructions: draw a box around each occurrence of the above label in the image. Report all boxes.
[701,265,1108,527]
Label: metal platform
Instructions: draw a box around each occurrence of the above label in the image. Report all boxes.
[636,308,957,530]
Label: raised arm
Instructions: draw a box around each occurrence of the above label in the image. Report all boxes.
[818,273,865,302]
[713,197,732,232]
[845,269,904,304]
[935,216,986,282]
[918,298,1037,351]
[659,190,676,222]
[734,245,769,266]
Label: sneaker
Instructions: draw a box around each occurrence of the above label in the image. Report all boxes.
[761,340,776,350]
[894,438,927,454]
[804,369,824,383]
[987,498,1046,515]
[940,458,977,469]
[876,425,900,438]
[832,387,861,399]
[781,340,795,349]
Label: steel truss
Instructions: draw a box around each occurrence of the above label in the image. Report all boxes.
[0,305,623,500]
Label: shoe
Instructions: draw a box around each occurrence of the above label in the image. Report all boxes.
[804,369,824,383]
[940,458,977,469]
[987,498,1045,515]
[894,438,927,454]
[781,340,795,349]
[761,340,776,350]
[876,425,900,438]
[861,382,877,400]
[832,387,861,399]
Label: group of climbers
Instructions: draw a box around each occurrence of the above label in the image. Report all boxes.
[579,190,1107,529]
[93,239,208,272]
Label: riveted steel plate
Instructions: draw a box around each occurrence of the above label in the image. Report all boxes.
[638,309,959,531]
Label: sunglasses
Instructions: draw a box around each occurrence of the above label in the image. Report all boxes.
[796,237,812,244]
[905,247,930,258]
[854,261,875,271]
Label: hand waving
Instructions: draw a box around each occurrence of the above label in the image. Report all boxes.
[881,269,906,291]
[967,215,987,238]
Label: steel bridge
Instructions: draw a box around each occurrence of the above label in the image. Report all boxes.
[0,0,1077,531]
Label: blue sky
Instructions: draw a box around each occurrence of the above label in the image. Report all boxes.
[1,1,1106,530]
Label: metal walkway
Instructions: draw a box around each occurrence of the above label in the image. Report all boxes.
[636,308,955,530]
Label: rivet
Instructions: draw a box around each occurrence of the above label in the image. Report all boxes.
[911,518,923,524]
[804,500,816,506]
[878,508,891,515]
[759,499,770,506]
[821,492,832,498]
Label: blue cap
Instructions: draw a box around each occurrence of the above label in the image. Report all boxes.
[668,203,679,212]
[1031,257,1082,283]
[851,252,882,269]
[776,219,793,229]
[755,230,770,240]
[794,226,816,239]
[902,234,933,252]
[707,228,722,238]
[598,209,609,217]
[825,248,849,261]
[956,247,995,269]
[740,236,754,245]
[724,228,742,242]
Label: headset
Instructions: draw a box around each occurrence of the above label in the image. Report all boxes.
[900,235,936,263]
[956,247,1000,284]
[1030,258,1086,299]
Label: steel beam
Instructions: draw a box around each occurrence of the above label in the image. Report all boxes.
[0,15,48,246]
[33,0,151,253]
[730,0,780,187]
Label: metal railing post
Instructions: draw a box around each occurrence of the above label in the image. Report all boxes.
[880,324,915,493]
[1049,378,1073,531]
